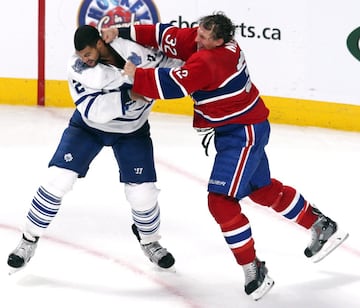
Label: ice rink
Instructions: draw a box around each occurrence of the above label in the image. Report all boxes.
[0,104,359,308]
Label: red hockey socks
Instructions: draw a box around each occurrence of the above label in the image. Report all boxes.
[208,192,256,265]
[249,178,318,229]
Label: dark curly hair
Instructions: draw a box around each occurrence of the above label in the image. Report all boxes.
[74,25,100,51]
[198,12,236,43]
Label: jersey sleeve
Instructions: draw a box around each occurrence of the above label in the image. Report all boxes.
[67,55,130,89]
[110,37,165,69]
[130,24,198,61]
[132,52,212,99]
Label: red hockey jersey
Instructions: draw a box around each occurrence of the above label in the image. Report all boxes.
[130,24,269,128]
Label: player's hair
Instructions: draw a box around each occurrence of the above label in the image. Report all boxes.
[199,12,235,43]
[74,25,101,51]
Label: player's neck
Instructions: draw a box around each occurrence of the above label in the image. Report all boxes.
[100,45,125,68]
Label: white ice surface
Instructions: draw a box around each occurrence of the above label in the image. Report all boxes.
[0,105,359,308]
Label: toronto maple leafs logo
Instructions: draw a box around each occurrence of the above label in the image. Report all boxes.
[72,58,90,74]
[127,52,142,66]
[64,153,73,162]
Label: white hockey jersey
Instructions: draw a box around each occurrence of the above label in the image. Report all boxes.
[67,37,181,133]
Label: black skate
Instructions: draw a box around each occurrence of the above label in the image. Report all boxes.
[243,258,274,301]
[304,208,349,263]
[8,234,39,274]
[131,224,175,269]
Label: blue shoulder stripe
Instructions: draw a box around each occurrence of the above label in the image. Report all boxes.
[157,68,188,99]
[192,69,249,103]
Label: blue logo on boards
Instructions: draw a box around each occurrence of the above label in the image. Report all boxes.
[78,0,159,28]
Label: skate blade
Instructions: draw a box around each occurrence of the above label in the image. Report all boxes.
[251,275,275,301]
[155,264,176,273]
[311,229,349,263]
[8,266,23,276]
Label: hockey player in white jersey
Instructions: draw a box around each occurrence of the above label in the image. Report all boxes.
[7,25,180,272]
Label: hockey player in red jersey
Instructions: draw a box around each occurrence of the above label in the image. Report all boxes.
[102,12,349,300]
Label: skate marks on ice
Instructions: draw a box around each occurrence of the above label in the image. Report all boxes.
[0,106,360,307]
[2,227,359,308]
[2,229,204,308]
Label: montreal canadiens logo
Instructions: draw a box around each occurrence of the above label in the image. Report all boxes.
[78,0,160,28]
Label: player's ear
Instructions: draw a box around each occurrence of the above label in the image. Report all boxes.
[215,38,224,47]
[96,38,104,48]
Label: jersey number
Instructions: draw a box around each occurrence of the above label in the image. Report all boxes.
[173,67,188,79]
[72,80,85,94]
[163,34,177,56]
[237,51,252,93]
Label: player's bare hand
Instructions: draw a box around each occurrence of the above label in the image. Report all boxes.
[101,27,118,43]
[129,89,145,101]
[124,61,136,78]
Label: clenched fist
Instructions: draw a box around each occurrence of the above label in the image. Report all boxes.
[101,27,118,44]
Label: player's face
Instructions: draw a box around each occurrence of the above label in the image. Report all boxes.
[76,46,100,67]
[195,25,224,50]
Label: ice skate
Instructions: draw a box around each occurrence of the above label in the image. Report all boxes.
[7,234,39,274]
[243,258,274,301]
[304,208,349,263]
[131,224,175,269]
